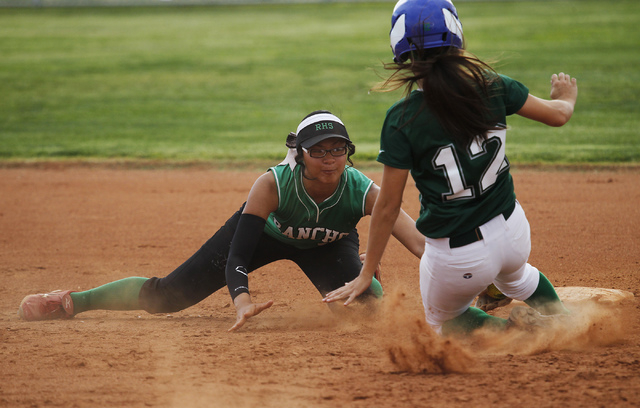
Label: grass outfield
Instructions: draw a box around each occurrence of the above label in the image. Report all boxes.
[0,1,638,165]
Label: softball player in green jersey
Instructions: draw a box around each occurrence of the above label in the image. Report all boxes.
[324,0,578,335]
[18,111,425,332]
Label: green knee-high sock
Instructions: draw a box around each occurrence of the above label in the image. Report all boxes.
[69,277,149,315]
[441,307,507,336]
[524,272,570,315]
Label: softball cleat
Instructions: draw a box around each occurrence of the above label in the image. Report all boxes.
[17,290,75,321]
[474,284,513,312]
[507,306,563,331]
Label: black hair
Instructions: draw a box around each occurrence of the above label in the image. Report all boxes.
[375,47,502,148]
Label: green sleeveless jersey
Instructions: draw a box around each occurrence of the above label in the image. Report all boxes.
[377,74,529,238]
[264,164,374,249]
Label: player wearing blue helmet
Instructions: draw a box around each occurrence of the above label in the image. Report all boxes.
[389,0,463,62]
[324,0,578,335]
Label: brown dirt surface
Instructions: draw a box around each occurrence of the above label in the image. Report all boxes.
[1,165,639,408]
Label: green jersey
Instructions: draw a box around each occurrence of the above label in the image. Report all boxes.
[377,74,529,238]
[264,164,374,249]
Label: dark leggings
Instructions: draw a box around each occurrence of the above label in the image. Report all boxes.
[139,205,367,313]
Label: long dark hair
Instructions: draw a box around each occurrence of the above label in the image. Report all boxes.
[375,47,502,148]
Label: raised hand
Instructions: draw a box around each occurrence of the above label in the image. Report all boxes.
[550,72,578,104]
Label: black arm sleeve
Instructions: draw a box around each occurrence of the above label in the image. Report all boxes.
[225,213,267,301]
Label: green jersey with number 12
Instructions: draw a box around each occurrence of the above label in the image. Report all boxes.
[378,74,529,238]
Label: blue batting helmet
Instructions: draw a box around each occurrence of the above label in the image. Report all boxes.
[390,0,464,63]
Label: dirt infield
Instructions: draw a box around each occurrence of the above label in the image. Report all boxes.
[1,165,639,408]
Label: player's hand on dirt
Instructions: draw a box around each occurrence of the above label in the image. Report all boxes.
[228,294,274,332]
[228,300,274,332]
[322,274,372,306]
[550,72,577,104]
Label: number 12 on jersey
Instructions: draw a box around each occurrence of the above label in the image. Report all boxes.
[432,128,508,202]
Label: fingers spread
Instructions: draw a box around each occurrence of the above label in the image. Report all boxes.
[323,285,351,302]
[258,300,274,313]
[228,316,246,332]
[228,300,274,332]
[342,294,357,306]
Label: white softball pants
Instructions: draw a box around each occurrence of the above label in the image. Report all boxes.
[419,201,540,333]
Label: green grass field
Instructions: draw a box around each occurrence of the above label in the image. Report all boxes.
[1,0,639,165]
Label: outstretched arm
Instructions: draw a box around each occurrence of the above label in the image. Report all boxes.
[323,166,410,305]
[226,172,278,332]
[517,72,578,127]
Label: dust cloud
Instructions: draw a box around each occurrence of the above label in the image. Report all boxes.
[471,300,633,355]
[254,291,634,374]
[374,290,477,374]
